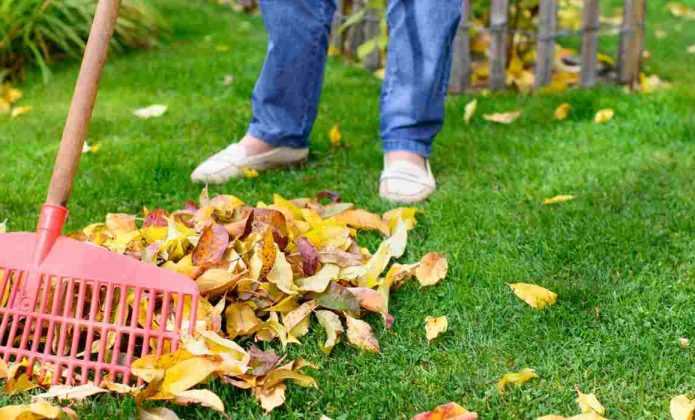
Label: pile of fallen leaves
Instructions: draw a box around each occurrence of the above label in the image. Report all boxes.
[0,189,450,418]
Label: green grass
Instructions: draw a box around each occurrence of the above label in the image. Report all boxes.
[1,1,695,418]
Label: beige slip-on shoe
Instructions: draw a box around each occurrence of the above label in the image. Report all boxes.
[191,143,308,184]
[379,159,437,204]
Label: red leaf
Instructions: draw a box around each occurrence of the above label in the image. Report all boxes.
[316,190,342,203]
[296,237,320,276]
[143,208,169,227]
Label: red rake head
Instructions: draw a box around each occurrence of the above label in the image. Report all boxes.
[0,206,200,386]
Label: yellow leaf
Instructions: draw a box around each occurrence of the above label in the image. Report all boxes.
[0,400,63,420]
[679,337,690,349]
[554,103,571,121]
[133,104,167,119]
[329,124,342,146]
[688,44,695,54]
[386,217,408,258]
[315,310,344,354]
[640,73,670,93]
[576,388,606,415]
[464,99,478,124]
[383,207,419,232]
[509,283,558,309]
[0,98,10,114]
[82,142,101,154]
[483,110,521,124]
[425,316,448,342]
[139,407,180,420]
[543,194,575,205]
[196,268,238,296]
[359,240,392,287]
[5,372,39,395]
[225,302,262,339]
[670,394,695,420]
[331,209,389,235]
[345,315,380,353]
[106,213,137,234]
[297,264,340,293]
[415,252,448,287]
[2,85,22,104]
[254,383,286,412]
[173,389,225,413]
[593,109,614,124]
[496,368,538,393]
[267,244,298,295]
[10,105,32,118]
[242,167,259,178]
[159,356,221,395]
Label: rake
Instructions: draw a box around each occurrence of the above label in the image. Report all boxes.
[0,0,200,385]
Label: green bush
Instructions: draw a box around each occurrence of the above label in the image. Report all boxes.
[0,0,167,82]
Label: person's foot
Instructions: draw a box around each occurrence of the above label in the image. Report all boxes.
[379,151,436,204]
[191,135,308,184]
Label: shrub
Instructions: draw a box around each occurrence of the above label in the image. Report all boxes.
[0,0,167,82]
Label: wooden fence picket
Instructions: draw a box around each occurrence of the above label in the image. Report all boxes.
[535,0,558,87]
[489,0,509,90]
[580,0,600,87]
[449,0,472,93]
[618,0,646,86]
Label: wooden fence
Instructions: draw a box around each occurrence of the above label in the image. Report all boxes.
[331,0,647,93]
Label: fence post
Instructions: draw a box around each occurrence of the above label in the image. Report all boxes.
[345,0,366,60]
[489,0,509,90]
[362,7,381,71]
[618,0,646,86]
[580,0,600,87]
[449,0,472,93]
[331,0,345,53]
[535,0,557,87]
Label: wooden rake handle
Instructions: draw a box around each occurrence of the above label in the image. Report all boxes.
[46,0,121,207]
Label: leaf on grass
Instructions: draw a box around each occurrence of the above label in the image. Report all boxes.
[464,99,478,124]
[483,110,521,124]
[415,252,448,287]
[509,283,557,309]
[593,109,614,124]
[10,106,32,118]
[413,402,478,420]
[383,207,419,233]
[173,389,225,413]
[5,372,39,395]
[34,383,106,400]
[192,223,230,267]
[576,388,605,415]
[688,44,695,54]
[82,141,101,154]
[496,368,538,393]
[554,103,571,120]
[332,209,389,236]
[139,407,180,420]
[345,315,380,353]
[386,218,408,259]
[425,316,448,343]
[329,124,342,146]
[315,310,344,354]
[134,104,167,119]
[297,264,339,293]
[543,195,575,205]
[538,415,606,420]
[316,282,361,313]
[254,383,286,412]
[679,337,690,349]
[242,167,259,178]
[359,240,393,288]
[159,356,221,395]
[0,400,63,420]
[670,394,695,420]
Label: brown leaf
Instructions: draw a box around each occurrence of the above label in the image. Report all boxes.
[348,287,387,315]
[424,316,448,343]
[192,223,229,267]
[248,345,283,377]
[413,402,478,420]
[254,383,286,412]
[316,190,342,203]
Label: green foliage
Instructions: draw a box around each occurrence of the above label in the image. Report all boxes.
[0,0,167,82]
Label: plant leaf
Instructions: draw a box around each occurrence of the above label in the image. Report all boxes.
[509,283,557,309]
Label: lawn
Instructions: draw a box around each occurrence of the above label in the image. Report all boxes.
[1,1,694,418]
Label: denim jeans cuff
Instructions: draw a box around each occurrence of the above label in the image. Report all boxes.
[247,125,309,149]
[382,139,432,158]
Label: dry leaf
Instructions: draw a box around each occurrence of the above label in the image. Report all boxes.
[483,110,521,124]
[82,142,102,154]
[413,402,478,420]
[254,383,286,412]
[425,316,448,342]
[670,394,695,420]
[464,99,478,124]
[543,195,575,205]
[593,109,614,124]
[34,383,107,400]
[0,400,63,420]
[345,315,380,353]
[223,74,235,85]
[509,283,558,309]
[332,209,389,236]
[297,264,339,293]
[242,167,259,178]
[192,223,229,267]
[134,104,168,119]
[296,236,320,275]
[383,207,418,232]
[415,252,448,287]
[315,310,344,354]
[329,124,342,146]
[497,368,538,393]
[10,105,32,118]
[554,103,571,120]
[139,407,181,420]
[387,218,408,259]
[348,287,387,315]
[688,45,695,54]
[679,337,690,349]
[173,389,225,413]
[576,388,606,415]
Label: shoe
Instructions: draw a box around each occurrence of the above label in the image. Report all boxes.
[191,143,309,184]
[379,158,436,204]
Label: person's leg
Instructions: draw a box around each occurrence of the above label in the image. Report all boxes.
[192,0,335,184]
[379,0,461,202]
[247,0,335,149]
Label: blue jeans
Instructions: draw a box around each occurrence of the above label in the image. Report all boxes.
[248,0,462,158]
